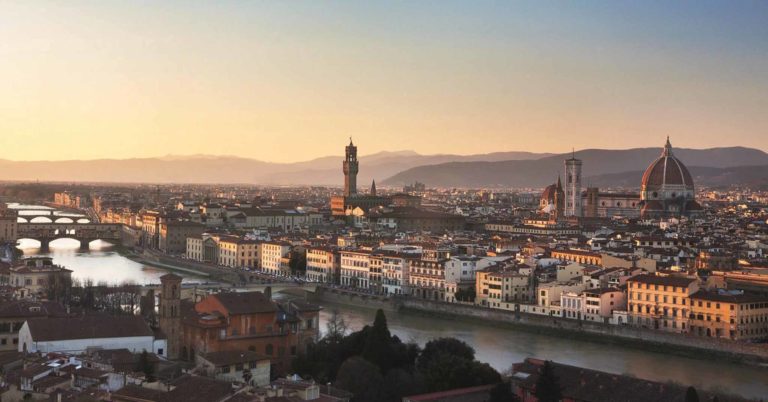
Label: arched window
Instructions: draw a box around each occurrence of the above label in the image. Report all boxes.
[266,344,274,355]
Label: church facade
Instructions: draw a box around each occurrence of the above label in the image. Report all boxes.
[540,138,700,220]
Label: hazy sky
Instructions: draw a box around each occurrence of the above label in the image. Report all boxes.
[1,1,767,162]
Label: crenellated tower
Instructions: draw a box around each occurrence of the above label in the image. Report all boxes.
[343,138,359,197]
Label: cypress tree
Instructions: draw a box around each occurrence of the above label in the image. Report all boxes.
[362,309,393,372]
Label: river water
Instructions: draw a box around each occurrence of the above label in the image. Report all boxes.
[318,303,768,399]
[8,205,768,399]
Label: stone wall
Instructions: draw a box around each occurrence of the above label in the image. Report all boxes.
[394,297,768,364]
[310,287,398,312]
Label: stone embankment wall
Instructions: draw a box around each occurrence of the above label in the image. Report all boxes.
[310,287,398,312]
[394,298,768,364]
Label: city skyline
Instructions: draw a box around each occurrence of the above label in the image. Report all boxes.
[1,1,767,162]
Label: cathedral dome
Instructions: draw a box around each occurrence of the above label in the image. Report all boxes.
[639,138,699,218]
[641,137,694,192]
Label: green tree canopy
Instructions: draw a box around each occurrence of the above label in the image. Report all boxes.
[335,356,385,402]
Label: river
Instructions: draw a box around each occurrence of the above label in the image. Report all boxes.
[8,205,768,399]
[318,303,768,399]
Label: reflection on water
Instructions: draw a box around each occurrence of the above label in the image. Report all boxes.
[16,238,201,285]
[319,303,768,399]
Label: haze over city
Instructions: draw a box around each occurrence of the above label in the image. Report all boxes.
[1,1,767,162]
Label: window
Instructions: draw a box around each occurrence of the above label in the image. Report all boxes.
[265,344,274,355]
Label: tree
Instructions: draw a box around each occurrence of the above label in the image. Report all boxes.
[383,368,424,402]
[326,309,348,341]
[685,386,699,402]
[137,350,155,382]
[362,309,393,372]
[335,356,385,402]
[289,251,307,275]
[417,343,500,392]
[534,361,562,402]
[417,338,476,371]
[454,287,476,303]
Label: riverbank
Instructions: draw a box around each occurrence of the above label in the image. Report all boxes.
[310,287,768,368]
[126,251,218,280]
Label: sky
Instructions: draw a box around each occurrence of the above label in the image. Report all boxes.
[0,1,767,162]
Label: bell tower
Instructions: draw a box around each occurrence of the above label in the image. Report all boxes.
[158,273,182,359]
[343,138,359,197]
[564,151,583,217]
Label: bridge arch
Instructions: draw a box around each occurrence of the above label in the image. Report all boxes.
[76,218,91,224]
[49,237,87,249]
[15,238,42,249]
[29,216,53,223]
[54,217,74,224]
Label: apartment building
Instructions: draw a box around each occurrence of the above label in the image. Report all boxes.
[475,268,533,307]
[159,221,205,255]
[370,250,410,296]
[217,236,260,269]
[260,242,292,275]
[305,247,339,284]
[408,258,447,301]
[339,250,371,290]
[689,290,768,341]
[627,274,699,333]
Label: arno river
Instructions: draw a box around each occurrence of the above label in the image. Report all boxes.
[11,205,768,399]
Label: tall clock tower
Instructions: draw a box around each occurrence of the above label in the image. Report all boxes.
[343,138,359,197]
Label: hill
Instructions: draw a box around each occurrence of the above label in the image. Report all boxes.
[0,151,550,185]
[382,147,768,188]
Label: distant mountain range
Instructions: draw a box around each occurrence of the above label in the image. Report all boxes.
[1,146,766,188]
[382,147,768,189]
[0,150,550,185]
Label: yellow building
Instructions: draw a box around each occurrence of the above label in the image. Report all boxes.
[689,290,768,341]
[475,268,533,308]
[627,274,699,333]
[217,236,260,269]
[551,249,602,266]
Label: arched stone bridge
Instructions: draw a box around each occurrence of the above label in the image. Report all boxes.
[17,222,122,251]
[15,211,91,224]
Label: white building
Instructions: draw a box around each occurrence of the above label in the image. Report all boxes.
[340,250,371,289]
[260,242,292,275]
[537,281,586,307]
[371,251,410,295]
[18,316,165,357]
